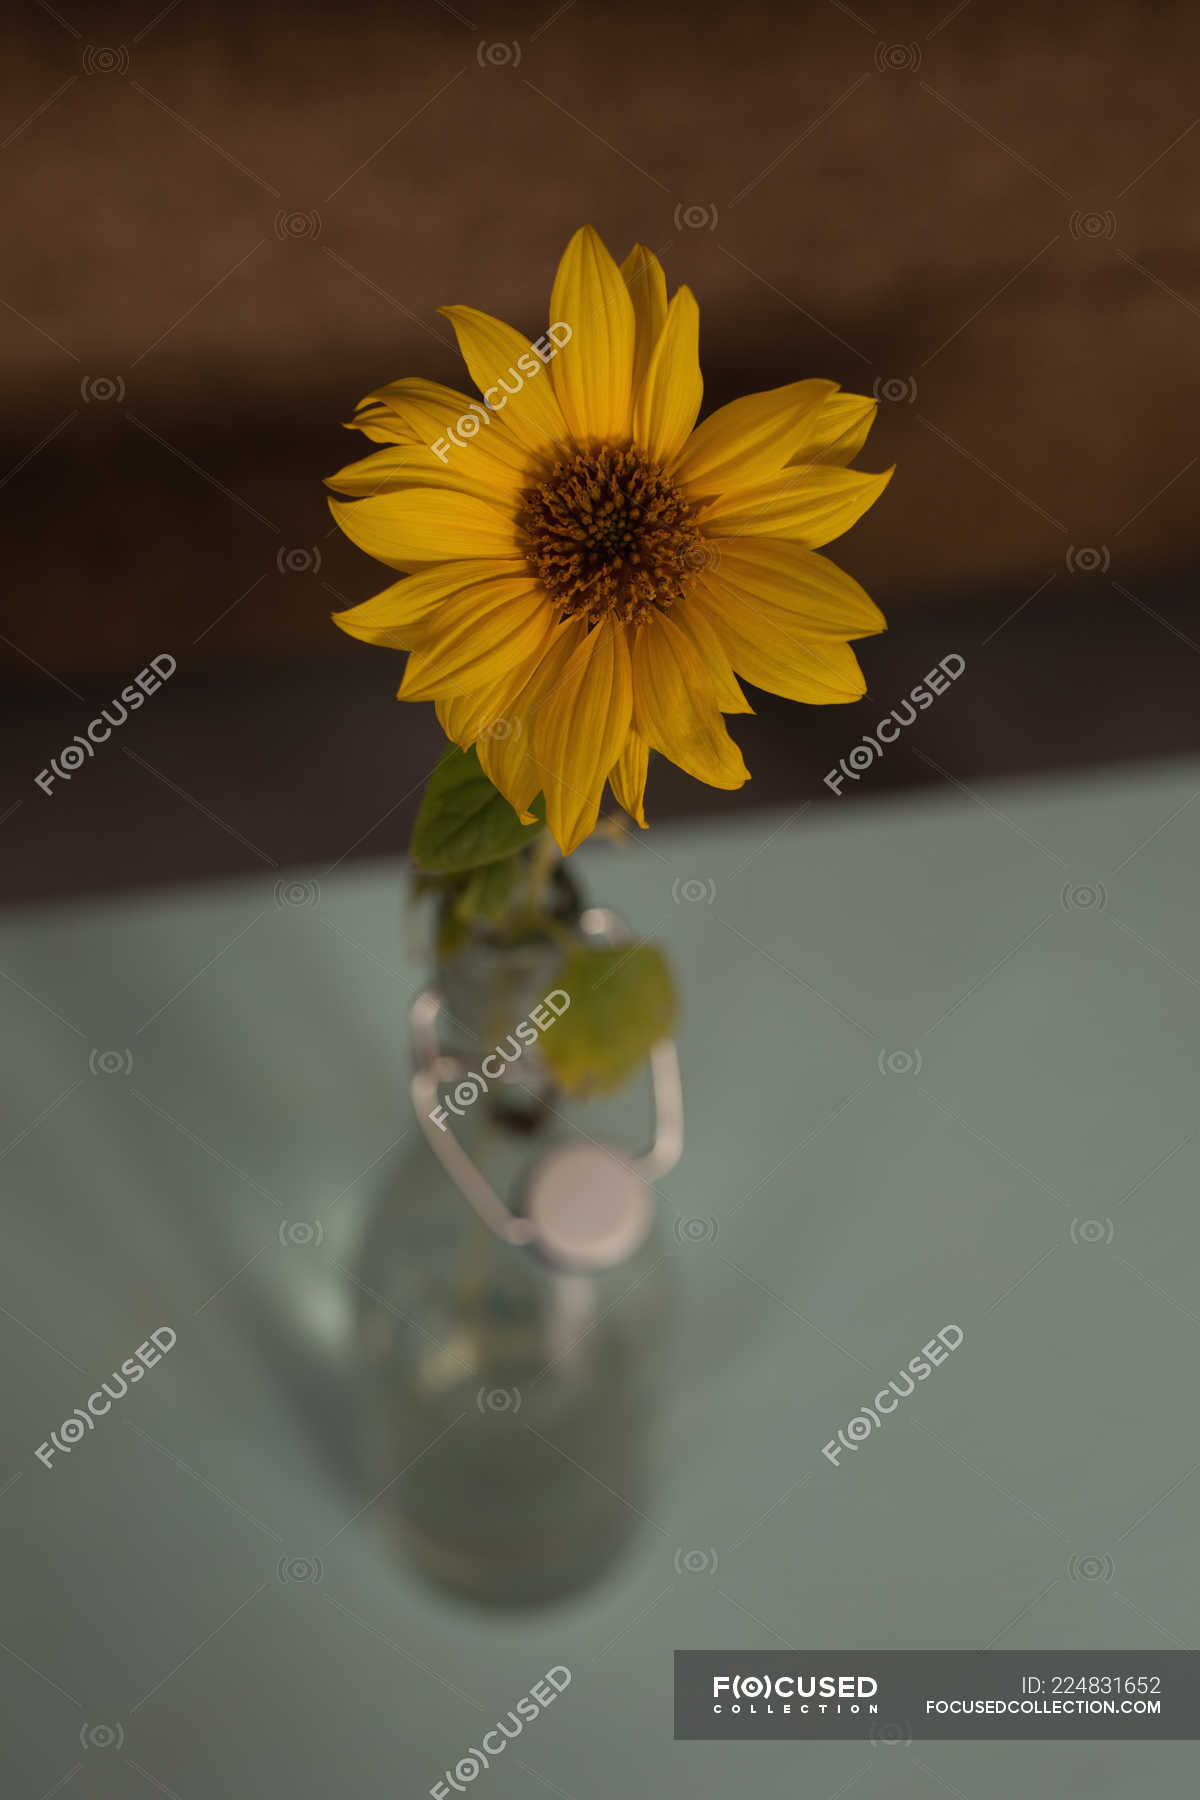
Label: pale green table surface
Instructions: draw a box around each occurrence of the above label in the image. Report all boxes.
[3,760,1198,1797]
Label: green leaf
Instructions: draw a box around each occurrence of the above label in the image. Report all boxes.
[411,746,544,874]
[542,942,678,1097]
[453,857,520,924]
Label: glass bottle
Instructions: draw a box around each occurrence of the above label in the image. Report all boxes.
[352,885,680,1608]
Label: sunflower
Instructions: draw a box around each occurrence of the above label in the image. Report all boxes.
[329,226,893,855]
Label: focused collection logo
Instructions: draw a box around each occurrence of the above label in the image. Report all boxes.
[429,988,570,1130]
[430,1666,571,1796]
[824,654,966,795]
[431,325,572,462]
[823,1326,964,1467]
[35,655,177,796]
[36,1327,177,1468]
[713,1672,879,1712]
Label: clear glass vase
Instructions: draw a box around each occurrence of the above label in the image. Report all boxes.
[352,887,678,1608]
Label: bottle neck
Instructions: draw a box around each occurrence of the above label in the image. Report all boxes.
[430,853,583,1134]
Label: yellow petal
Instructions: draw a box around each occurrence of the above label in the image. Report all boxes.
[795,390,878,467]
[397,580,555,699]
[698,464,893,547]
[672,378,837,495]
[346,378,531,477]
[438,306,569,455]
[332,559,526,649]
[533,617,633,855]
[632,286,703,467]
[327,443,525,507]
[328,488,518,571]
[632,613,749,791]
[670,596,753,712]
[347,377,469,443]
[693,539,886,638]
[549,225,636,442]
[609,730,649,827]
[690,577,867,703]
[620,244,668,400]
[436,688,493,748]
[477,618,588,820]
[436,651,547,749]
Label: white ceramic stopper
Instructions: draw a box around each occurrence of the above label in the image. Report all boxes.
[523,1142,652,1270]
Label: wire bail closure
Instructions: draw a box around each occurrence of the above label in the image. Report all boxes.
[410,907,683,1261]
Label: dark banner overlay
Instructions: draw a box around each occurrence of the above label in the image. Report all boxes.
[674,1652,1200,1740]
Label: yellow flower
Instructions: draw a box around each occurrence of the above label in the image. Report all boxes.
[329,226,892,855]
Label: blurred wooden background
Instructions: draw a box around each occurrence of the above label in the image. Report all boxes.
[2,0,1197,894]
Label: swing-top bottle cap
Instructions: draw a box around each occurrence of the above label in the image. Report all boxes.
[523,1141,652,1271]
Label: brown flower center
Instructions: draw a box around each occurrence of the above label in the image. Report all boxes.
[517,443,704,626]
